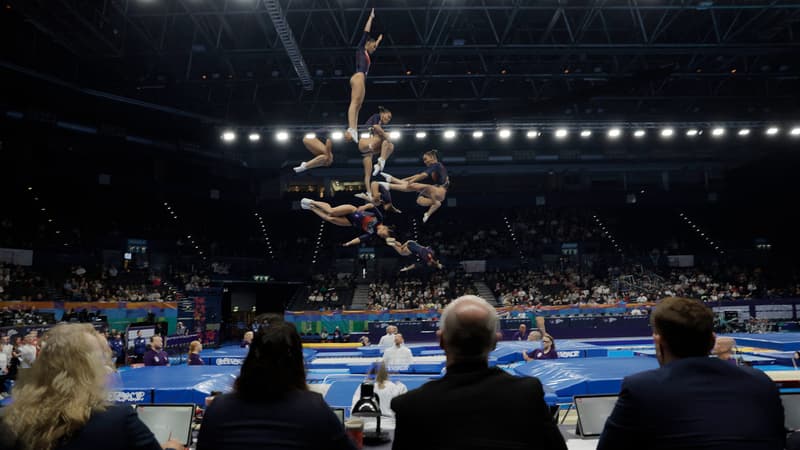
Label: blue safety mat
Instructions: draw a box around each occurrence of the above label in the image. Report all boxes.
[514,357,660,402]
[114,366,238,405]
[722,333,800,352]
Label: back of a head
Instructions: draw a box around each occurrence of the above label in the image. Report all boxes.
[235,321,307,400]
[440,295,498,362]
[5,323,111,450]
[651,297,715,358]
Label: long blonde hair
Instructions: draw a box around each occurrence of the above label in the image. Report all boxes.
[189,340,202,355]
[4,324,112,450]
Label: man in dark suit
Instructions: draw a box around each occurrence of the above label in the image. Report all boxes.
[391,295,567,450]
[598,296,785,450]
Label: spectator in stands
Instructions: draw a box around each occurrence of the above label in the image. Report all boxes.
[1,335,11,359]
[187,340,204,366]
[143,336,169,366]
[17,334,36,369]
[133,330,147,363]
[597,297,784,450]
[523,333,558,361]
[241,331,254,348]
[512,323,528,341]
[0,323,185,450]
[359,336,371,346]
[0,345,7,398]
[109,332,124,367]
[527,329,543,342]
[383,333,413,371]
[332,326,343,342]
[391,295,567,450]
[378,325,397,349]
[196,321,355,450]
[711,336,737,365]
[176,321,186,336]
[351,362,408,430]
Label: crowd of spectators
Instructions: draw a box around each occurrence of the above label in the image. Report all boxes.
[296,273,354,310]
[366,272,478,310]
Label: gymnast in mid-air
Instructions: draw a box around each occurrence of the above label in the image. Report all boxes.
[357,106,394,196]
[381,149,449,223]
[293,131,333,173]
[300,198,392,246]
[356,180,402,214]
[386,239,443,272]
[346,8,382,144]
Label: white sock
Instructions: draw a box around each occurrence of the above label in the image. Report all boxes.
[293,162,308,173]
[378,158,386,169]
[377,181,390,190]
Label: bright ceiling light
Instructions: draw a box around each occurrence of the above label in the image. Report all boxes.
[389,131,401,140]
[633,130,646,138]
[765,127,779,136]
[607,128,621,139]
[737,129,750,136]
[304,132,316,140]
[526,130,540,138]
[276,131,289,142]
[248,133,261,142]
[360,132,370,139]
[790,127,800,136]
[472,130,484,139]
[554,129,568,139]
[331,131,344,141]
[221,131,236,142]
[443,129,457,139]
[686,129,699,137]
[711,127,725,137]
[580,130,592,138]
[660,128,674,138]
[415,131,427,139]
[498,129,512,139]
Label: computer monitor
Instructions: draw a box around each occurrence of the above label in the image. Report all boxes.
[574,394,619,437]
[135,404,195,446]
[781,393,800,430]
[331,408,345,424]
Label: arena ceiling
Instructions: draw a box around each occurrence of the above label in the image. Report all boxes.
[2,0,799,130]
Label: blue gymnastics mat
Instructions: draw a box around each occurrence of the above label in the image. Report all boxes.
[721,333,800,352]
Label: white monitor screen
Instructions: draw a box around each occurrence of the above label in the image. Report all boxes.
[331,408,345,424]
[574,395,618,437]
[782,393,800,430]
[135,404,194,446]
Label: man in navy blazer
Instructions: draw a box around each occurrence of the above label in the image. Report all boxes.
[598,297,785,450]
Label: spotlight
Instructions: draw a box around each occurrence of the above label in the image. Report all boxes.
[415,131,427,139]
[276,131,289,142]
[791,127,800,136]
[554,129,568,139]
[389,131,401,140]
[633,130,646,138]
[607,128,621,139]
[580,130,592,138]
[765,127,779,136]
[526,130,540,138]
[27,187,33,191]
[660,128,674,138]
[221,131,236,142]
[304,132,317,140]
[360,132,370,139]
[248,133,261,142]
[498,129,512,139]
[443,129,456,139]
[686,129,699,137]
[331,131,344,141]
[472,131,484,139]
[737,129,750,136]
[711,127,725,137]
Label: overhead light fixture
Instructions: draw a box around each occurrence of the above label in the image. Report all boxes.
[331,131,344,141]
[607,128,621,139]
[415,131,427,139]
[360,132,370,139]
[304,132,316,140]
[498,129,512,139]
[276,131,290,142]
[580,130,592,138]
[443,129,457,139]
[633,129,646,138]
[660,128,674,138]
[526,130,540,138]
[472,131,484,139]
[737,129,750,136]
[686,129,699,137]
[554,129,568,139]
[221,131,236,142]
[711,127,725,137]
[248,133,261,142]
[790,127,800,136]
[389,131,401,140]
[765,127,779,136]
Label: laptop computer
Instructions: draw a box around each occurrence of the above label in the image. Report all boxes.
[574,394,619,437]
[331,407,345,424]
[135,404,195,446]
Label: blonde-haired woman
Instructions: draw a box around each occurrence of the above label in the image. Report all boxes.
[241,331,254,348]
[0,323,184,450]
[350,362,407,430]
[188,340,204,366]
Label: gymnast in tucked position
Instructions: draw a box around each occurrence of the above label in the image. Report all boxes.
[293,132,333,173]
[346,8,382,144]
[386,239,443,272]
[357,106,394,195]
[356,180,402,214]
[300,198,392,246]
[380,149,449,223]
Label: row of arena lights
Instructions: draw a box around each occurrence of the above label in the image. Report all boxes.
[221,126,800,143]
[27,186,68,246]
[253,212,275,259]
